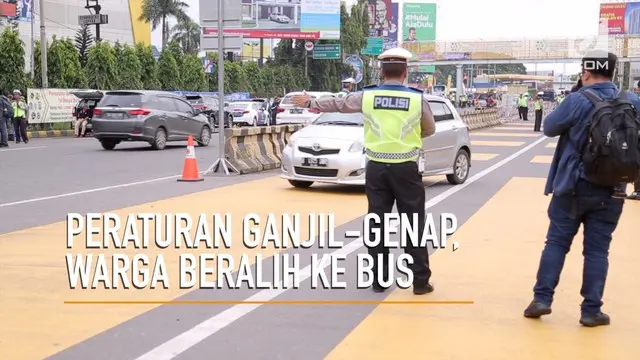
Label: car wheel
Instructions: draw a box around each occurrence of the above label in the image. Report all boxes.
[197,126,211,147]
[100,139,118,150]
[288,180,313,188]
[151,127,167,150]
[446,149,470,185]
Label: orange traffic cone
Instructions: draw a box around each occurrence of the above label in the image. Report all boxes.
[178,136,203,182]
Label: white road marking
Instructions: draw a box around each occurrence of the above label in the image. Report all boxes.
[135,135,548,360]
[0,173,202,208]
[0,146,47,152]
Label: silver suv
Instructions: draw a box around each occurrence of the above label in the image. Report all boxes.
[92,91,212,150]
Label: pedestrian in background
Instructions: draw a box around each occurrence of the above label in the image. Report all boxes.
[11,89,28,144]
[517,94,528,120]
[0,90,12,147]
[291,48,437,295]
[533,94,543,131]
[524,50,640,327]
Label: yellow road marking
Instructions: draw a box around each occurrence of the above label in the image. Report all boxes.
[472,132,539,138]
[546,142,557,148]
[531,155,553,163]
[472,153,499,161]
[0,176,368,360]
[471,140,524,147]
[326,177,640,360]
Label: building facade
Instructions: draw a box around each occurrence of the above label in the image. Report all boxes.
[5,0,150,72]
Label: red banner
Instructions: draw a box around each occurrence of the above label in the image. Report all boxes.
[202,28,321,40]
[599,3,626,34]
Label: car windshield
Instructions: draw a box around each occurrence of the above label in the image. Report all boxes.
[187,97,203,105]
[313,113,363,126]
[99,93,144,107]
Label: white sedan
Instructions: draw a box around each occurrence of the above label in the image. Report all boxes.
[280,95,472,188]
[276,91,334,125]
[229,101,260,126]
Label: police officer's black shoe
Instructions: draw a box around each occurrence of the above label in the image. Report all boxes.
[580,312,610,327]
[413,283,434,295]
[523,300,552,318]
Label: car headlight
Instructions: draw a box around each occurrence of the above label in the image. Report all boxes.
[349,140,363,152]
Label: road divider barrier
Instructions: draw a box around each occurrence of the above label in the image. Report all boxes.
[223,125,305,174]
[459,108,502,130]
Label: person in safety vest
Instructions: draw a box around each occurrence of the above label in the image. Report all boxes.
[291,47,437,295]
[11,89,28,144]
[337,78,356,98]
[517,94,529,120]
[533,94,543,132]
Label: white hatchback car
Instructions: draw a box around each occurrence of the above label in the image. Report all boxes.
[276,91,335,125]
[229,101,260,126]
[280,95,472,188]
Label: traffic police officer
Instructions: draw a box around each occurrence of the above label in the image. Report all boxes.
[533,94,543,132]
[291,48,437,295]
[337,78,356,97]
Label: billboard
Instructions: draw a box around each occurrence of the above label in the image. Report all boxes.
[402,3,436,72]
[368,0,398,50]
[203,0,339,39]
[599,2,640,35]
[13,0,31,21]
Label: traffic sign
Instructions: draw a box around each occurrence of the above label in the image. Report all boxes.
[304,41,314,52]
[312,44,340,60]
[78,14,108,26]
[362,37,383,55]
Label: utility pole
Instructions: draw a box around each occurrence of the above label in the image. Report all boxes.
[84,0,103,42]
[39,0,48,87]
[30,0,35,79]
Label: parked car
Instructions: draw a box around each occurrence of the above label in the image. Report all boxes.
[276,91,334,125]
[280,95,471,188]
[185,94,232,128]
[229,101,262,126]
[269,13,290,23]
[250,98,272,125]
[91,90,212,150]
[70,90,105,135]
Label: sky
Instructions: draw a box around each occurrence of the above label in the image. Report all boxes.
[152,0,613,75]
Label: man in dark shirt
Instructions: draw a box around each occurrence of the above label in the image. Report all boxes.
[74,102,91,137]
[524,51,640,327]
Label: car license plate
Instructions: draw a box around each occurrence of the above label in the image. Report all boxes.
[106,112,124,119]
[290,108,303,114]
[234,112,244,117]
[303,157,328,167]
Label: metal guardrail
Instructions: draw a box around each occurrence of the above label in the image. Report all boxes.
[403,36,640,62]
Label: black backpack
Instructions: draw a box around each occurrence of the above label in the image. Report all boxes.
[578,90,640,187]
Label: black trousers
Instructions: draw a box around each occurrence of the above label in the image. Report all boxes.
[518,106,528,120]
[364,160,431,288]
[13,117,28,142]
[534,110,542,131]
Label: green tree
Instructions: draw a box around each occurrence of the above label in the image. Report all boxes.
[48,36,86,88]
[243,61,264,95]
[0,27,27,91]
[85,41,118,90]
[116,44,143,89]
[157,49,180,90]
[224,62,248,93]
[135,42,161,89]
[165,40,184,67]
[32,40,42,87]
[181,54,207,91]
[139,0,189,48]
[170,18,200,55]
[75,25,93,67]
[113,41,124,63]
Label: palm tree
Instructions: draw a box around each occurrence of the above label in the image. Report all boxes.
[139,0,190,48]
[170,19,201,54]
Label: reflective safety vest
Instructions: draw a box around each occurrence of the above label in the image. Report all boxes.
[361,84,423,163]
[518,98,528,107]
[12,100,25,118]
[535,100,542,110]
[557,96,564,104]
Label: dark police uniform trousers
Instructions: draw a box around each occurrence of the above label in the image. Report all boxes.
[364,159,431,288]
[534,109,543,131]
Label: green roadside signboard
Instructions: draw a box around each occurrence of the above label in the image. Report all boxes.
[313,44,341,59]
[362,37,383,55]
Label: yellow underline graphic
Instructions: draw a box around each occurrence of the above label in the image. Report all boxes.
[64,300,475,305]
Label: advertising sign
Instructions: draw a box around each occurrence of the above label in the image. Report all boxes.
[402,3,436,72]
[599,2,640,35]
[345,56,364,84]
[204,0,339,39]
[27,88,82,124]
[14,0,32,21]
[368,0,398,51]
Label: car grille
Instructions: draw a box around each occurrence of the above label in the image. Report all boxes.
[298,146,340,155]
[294,167,338,177]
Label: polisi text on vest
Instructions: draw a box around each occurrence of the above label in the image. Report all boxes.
[373,96,410,110]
